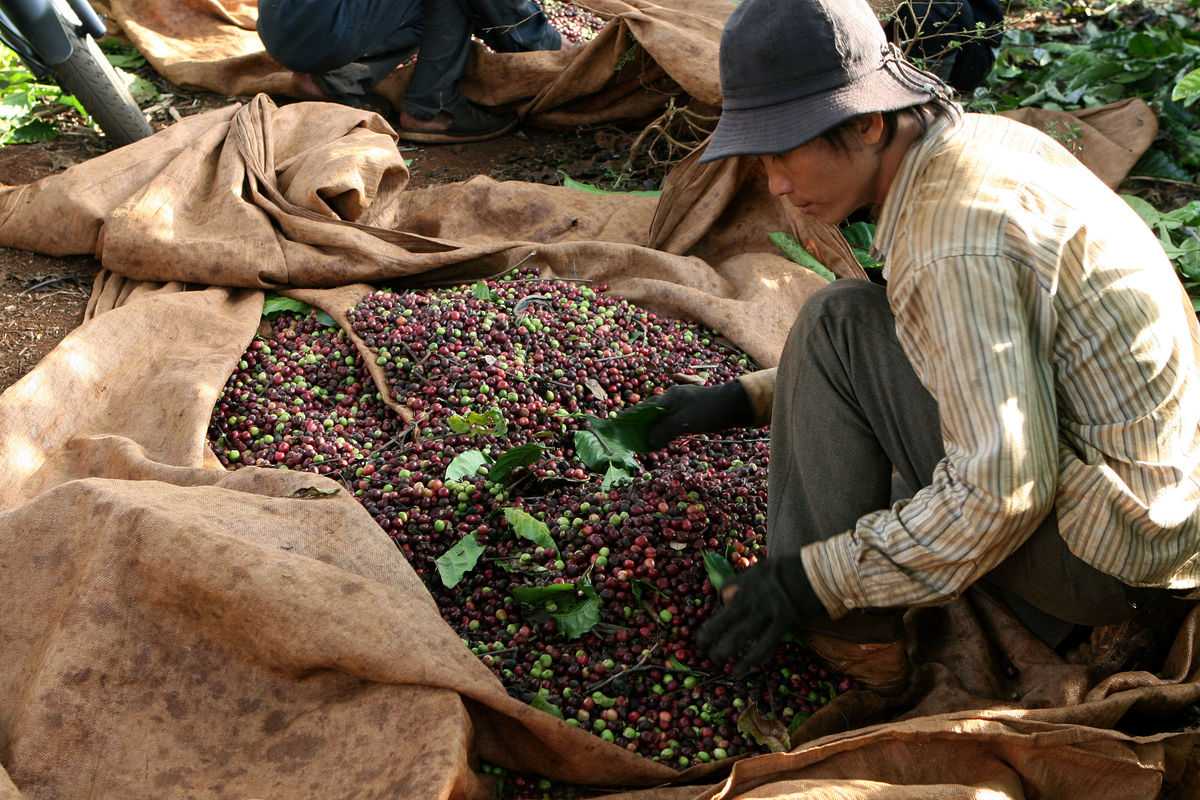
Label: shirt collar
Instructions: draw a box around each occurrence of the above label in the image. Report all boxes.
[871,108,963,264]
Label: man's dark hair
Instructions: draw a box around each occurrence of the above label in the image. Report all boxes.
[818,99,953,153]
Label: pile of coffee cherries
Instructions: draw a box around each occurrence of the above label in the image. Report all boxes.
[209,270,850,796]
[538,1,608,46]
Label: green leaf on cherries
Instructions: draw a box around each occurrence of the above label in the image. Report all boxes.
[435,533,485,589]
[667,656,700,676]
[471,281,498,302]
[446,449,489,481]
[512,582,577,603]
[448,407,508,438]
[467,408,506,436]
[552,583,601,639]
[504,508,558,555]
[702,550,736,591]
[601,464,633,491]
[489,443,544,484]
[512,581,601,639]
[587,403,668,455]
[574,430,630,473]
[529,690,564,719]
[262,294,312,318]
[260,296,337,328]
[574,427,642,476]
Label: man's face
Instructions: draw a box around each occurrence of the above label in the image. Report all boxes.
[759,117,883,226]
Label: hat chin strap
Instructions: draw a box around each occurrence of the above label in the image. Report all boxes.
[879,43,958,109]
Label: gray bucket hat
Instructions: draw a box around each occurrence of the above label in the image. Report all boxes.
[700,0,953,163]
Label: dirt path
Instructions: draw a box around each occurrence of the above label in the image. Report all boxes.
[0,136,102,393]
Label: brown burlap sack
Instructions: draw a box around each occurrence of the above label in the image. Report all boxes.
[1,82,1188,797]
[1001,98,1159,189]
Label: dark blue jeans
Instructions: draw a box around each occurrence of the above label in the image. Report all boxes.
[257,0,561,116]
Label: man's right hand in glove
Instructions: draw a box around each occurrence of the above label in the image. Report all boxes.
[642,380,755,450]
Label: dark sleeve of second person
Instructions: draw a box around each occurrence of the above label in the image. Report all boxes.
[887,0,1004,92]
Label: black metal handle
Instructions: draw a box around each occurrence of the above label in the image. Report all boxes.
[63,0,105,39]
[0,0,72,64]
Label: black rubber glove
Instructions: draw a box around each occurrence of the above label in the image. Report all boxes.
[697,556,825,678]
[643,381,755,451]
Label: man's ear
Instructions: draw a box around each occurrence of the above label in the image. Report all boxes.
[858,112,886,147]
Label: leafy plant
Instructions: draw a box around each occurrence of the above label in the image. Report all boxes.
[963,9,1200,306]
[1175,66,1200,106]
[99,40,158,106]
[0,48,87,143]
[0,41,157,144]
[970,17,1200,180]
[99,40,147,70]
[1122,195,1200,308]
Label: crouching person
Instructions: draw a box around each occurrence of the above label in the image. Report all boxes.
[257,0,562,142]
[637,0,1200,693]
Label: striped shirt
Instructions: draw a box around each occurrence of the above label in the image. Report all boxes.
[763,112,1200,617]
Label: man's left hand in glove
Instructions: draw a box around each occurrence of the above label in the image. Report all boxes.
[696,556,826,677]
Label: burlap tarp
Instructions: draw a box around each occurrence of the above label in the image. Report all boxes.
[0,42,1186,799]
[92,0,733,128]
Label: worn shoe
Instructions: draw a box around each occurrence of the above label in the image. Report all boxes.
[805,633,912,695]
[396,98,518,144]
